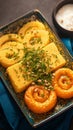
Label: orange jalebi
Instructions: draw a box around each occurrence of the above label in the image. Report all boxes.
[52,68,73,99]
[24,85,57,114]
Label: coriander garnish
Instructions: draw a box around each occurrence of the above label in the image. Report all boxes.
[22,47,52,86]
[6,51,19,60]
[30,37,42,45]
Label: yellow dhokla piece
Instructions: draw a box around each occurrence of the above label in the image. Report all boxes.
[22,30,49,49]
[0,41,24,68]
[0,34,23,48]
[7,62,32,93]
[18,20,46,36]
[7,42,66,93]
[43,42,66,71]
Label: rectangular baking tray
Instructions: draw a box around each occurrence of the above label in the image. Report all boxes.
[0,10,73,127]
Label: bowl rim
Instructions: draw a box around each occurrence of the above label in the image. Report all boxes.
[52,0,73,37]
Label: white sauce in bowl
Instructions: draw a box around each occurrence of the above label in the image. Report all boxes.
[56,4,73,31]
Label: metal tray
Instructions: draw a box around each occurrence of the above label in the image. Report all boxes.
[0,10,73,127]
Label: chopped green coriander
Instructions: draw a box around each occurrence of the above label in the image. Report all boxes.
[21,47,52,87]
[6,51,19,60]
[30,37,42,45]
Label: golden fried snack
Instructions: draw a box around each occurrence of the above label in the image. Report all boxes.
[43,42,66,72]
[22,30,49,49]
[0,41,24,68]
[52,68,73,99]
[24,85,57,114]
[18,20,46,36]
[0,34,23,48]
[7,62,32,93]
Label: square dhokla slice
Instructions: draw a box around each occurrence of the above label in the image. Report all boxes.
[43,42,66,71]
[7,62,32,93]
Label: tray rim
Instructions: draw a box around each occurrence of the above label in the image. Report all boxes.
[0,9,73,127]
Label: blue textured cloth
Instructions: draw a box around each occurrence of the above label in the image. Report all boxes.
[62,38,73,56]
[0,38,73,130]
